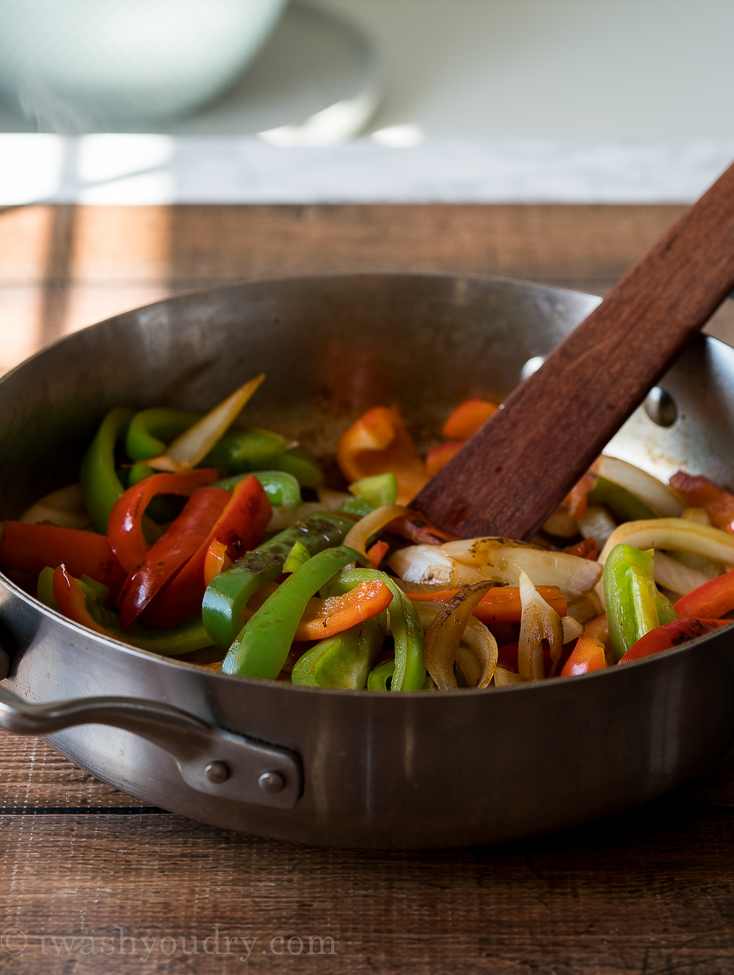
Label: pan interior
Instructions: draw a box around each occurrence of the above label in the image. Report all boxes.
[0,274,732,519]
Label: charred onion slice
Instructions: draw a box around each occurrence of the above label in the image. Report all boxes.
[518,569,564,681]
[146,375,265,473]
[422,580,497,690]
[343,503,408,556]
[441,537,601,597]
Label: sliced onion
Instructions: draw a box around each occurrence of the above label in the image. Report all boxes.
[652,550,713,595]
[596,517,734,604]
[20,483,91,530]
[562,615,584,644]
[420,582,498,690]
[518,569,564,680]
[413,599,499,686]
[598,456,685,517]
[146,374,266,473]
[577,505,617,549]
[542,508,578,538]
[566,592,603,624]
[599,518,734,566]
[389,544,485,587]
[494,666,528,686]
[344,504,408,556]
[669,549,722,579]
[442,538,601,597]
[682,506,711,526]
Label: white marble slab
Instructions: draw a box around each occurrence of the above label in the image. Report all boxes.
[2,135,733,206]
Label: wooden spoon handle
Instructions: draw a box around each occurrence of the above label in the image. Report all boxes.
[410,161,734,540]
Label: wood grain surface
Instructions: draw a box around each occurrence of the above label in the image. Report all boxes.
[2,203,734,975]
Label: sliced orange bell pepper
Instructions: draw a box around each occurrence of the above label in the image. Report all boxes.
[426,441,462,477]
[560,635,607,676]
[204,538,233,586]
[406,584,567,623]
[441,398,497,440]
[293,578,392,642]
[336,405,427,505]
[669,471,734,530]
[564,467,599,519]
[366,539,389,569]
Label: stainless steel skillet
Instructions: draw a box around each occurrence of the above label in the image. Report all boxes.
[1,273,734,849]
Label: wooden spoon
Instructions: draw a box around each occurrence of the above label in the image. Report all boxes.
[410,160,734,540]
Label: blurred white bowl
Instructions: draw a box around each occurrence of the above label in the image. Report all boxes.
[0,0,289,128]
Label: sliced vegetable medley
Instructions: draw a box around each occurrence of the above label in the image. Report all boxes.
[2,380,733,690]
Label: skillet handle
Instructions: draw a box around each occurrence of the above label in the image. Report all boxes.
[0,680,302,809]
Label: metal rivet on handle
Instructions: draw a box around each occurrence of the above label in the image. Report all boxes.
[205,760,230,784]
[258,770,286,794]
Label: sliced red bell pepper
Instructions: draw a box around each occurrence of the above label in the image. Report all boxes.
[293,577,392,642]
[385,512,457,545]
[674,568,734,620]
[560,635,607,676]
[407,584,567,623]
[669,471,734,530]
[0,521,124,592]
[52,565,116,638]
[584,613,610,649]
[441,398,497,440]
[497,641,519,672]
[107,468,219,573]
[563,537,600,560]
[619,617,728,663]
[118,485,230,629]
[140,475,271,629]
[336,405,427,505]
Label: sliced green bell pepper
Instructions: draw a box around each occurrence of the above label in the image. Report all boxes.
[80,407,135,533]
[213,470,302,509]
[267,444,324,487]
[340,496,374,517]
[202,510,355,648]
[283,540,311,574]
[604,543,677,661]
[349,472,398,508]
[202,427,292,471]
[125,407,199,461]
[221,545,364,679]
[291,616,384,689]
[367,658,395,691]
[321,567,426,692]
[588,476,658,523]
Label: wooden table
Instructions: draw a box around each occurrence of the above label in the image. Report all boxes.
[2,204,734,974]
